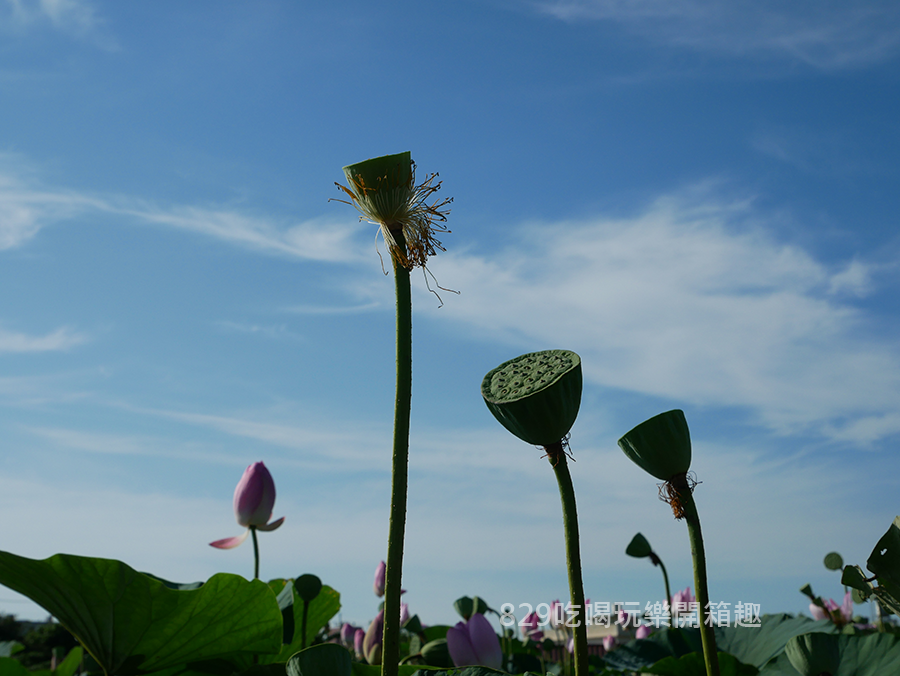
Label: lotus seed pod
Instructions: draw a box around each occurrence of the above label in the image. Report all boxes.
[626,533,653,559]
[618,409,692,481]
[481,350,582,447]
[784,633,840,676]
[342,152,412,225]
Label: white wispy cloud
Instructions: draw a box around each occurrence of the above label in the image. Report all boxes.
[750,126,876,177]
[416,184,900,441]
[535,0,900,69]
[0,325,86,352]
[0,159,370,264]
[214,321,301,341]
[2,0,114,47]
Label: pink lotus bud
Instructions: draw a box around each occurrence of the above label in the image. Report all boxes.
[521,611,544,642]
[400,602,410,626]
[363,610,384,665]
[446,613,502,669]
[210,461,284,549]
[353,628,365,660]
[340,622,355,645]
[374,561,386,597]
[603,636,617,651]
[670,586,695,614]
[636,624,652,639]
[549,599,564,627]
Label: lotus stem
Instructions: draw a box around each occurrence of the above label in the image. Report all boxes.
[673,474,719,676]
[650,552,673,620]
[546,441,587,676]
[250,526,259,580]
[382,227,412,676]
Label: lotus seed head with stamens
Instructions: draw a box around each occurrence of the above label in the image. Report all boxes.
[334,151,452,270]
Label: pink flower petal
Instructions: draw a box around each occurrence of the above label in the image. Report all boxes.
[446,622,478,667]
[209,530,249,549]
[256,516,285,532]
[466,613,502,669]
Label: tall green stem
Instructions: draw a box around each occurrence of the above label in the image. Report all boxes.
[250,526,259,580]
[382,227,412,676]
[674,476,719,676]
[650,552,673,621]
[547,442,587,676]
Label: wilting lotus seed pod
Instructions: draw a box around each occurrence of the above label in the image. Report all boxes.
[618,409,692,481]
[626,533,653,559]
[342,152,412,226]
[481,350,582,447]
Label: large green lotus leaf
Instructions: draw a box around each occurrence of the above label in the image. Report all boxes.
[55,646,84,676]
[602,626,702,671]
[405,669,506,676]
[713,613,837,669]
[758,632,900,675]
[0,644,21,658]
[422,625,452,642]
[286,645,444,676]
[0,551,282,675]
[643,651,758,676]
[287,644,351,676]
[0,658,30,676]
[867,516,900,602]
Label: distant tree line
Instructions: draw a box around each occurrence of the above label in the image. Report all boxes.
[0,614,79,670]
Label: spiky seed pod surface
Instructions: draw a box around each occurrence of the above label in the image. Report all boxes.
[481,350,582,447]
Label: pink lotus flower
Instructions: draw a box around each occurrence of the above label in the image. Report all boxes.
[669,586,695,615]
[446,613,503,669]
[210,462,285,548]
[810,591,853,623]
[636,624,652,639]
[521,611,544,642]
[603,636,617,651]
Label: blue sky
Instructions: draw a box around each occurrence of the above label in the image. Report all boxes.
[1,0,899,633]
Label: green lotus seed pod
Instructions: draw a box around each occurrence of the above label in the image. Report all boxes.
[784,633,840,676]
[342,152,412,225]
[626,533,653,559]
[618,409,692,481]
[481,350,582,447]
